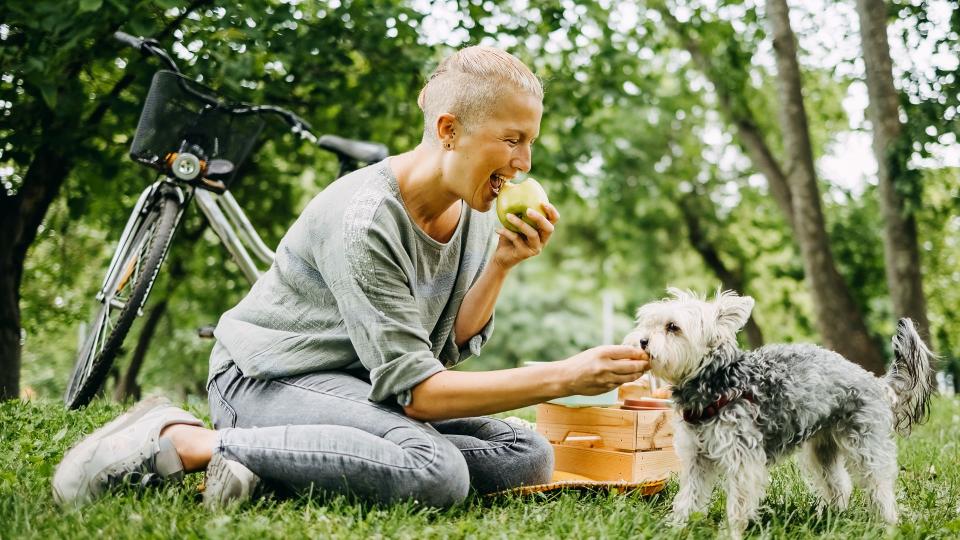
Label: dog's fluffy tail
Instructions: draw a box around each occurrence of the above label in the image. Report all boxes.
[885,318,936,435]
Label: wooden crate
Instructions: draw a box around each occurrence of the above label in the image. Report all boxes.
[536,403,681,483]
[537,402,675,451]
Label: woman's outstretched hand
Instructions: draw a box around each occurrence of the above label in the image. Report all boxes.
[492,203,560,270]
[556,345,651,396]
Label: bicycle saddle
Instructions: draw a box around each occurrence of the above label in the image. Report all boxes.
[318,135,389,164]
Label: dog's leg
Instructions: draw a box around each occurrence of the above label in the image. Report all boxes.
[669,425,720,526]
[718,425,769,540]
[723,456,768,539]
[838,409,900,524]
[671,455,720,525]
[865,471,898,525]
[798,432,852,513]
[844,435,899,523]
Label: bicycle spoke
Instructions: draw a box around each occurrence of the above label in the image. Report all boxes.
[94,310,110,358]
[79,308,108,382]
[115,235,148,296]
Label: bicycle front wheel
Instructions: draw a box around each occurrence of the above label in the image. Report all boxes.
[64,188,182,409]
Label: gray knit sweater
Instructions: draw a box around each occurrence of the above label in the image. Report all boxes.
[209,159,497,405]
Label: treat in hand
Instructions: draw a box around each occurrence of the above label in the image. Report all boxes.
[496,177,550,232]
[651,387,673,400]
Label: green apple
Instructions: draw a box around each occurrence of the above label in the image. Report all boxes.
[496,177,550,232]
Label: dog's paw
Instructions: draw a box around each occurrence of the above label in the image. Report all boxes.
[723,520,749,540]
[665,512,690,528]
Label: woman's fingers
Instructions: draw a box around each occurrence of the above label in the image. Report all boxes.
[495,205,558,265]
[496,228,524,250]
[543,202,560,224]
[527,210,554,246]
[505,214,542,250]
[597,344,649,361]
[526,208,555,235]
[614,372,648,385]
[608,358,650,375]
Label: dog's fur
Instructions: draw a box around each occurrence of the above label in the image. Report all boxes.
[623,289,935,537]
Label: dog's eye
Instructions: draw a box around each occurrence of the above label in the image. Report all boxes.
[666,322,680,334]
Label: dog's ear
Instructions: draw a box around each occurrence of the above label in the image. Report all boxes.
[710,291,755,346]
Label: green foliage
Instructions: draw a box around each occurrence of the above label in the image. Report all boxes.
[887,0,960,216]
[824,186,892,336]
[917,167,960,378]
[4,0,958,398]
[2,397,960,537]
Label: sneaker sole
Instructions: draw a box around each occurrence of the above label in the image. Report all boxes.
[203,453,261,510]
[53,396,173,505]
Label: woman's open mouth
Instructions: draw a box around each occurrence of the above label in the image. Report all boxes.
[490,173,505,196]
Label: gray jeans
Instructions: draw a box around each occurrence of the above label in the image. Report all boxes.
[207,363,554,507]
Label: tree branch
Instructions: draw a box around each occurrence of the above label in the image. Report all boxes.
[86,0,214,127]
[677,194,765,348]
[656,7,795,233]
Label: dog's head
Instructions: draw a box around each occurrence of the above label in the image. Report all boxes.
[623,288,754,384]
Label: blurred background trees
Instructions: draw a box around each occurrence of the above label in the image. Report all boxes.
[2,0,957,401]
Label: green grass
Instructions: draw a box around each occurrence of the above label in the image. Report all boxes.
[2,397,959,539]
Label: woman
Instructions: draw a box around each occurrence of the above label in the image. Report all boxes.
[53,46,649,508]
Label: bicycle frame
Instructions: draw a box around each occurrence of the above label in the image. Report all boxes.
[96,180,187,310]
[193,187,275,283]
[105,178,274,305]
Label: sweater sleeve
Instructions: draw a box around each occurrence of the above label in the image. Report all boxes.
[450,315,495,363]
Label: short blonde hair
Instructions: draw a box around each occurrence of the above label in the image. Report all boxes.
[417,46,543,143]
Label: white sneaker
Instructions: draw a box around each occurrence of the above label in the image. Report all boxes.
[203,453,261,510]
[52,396,203,506]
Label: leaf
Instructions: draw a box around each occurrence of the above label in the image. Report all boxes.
[38,82,58,109]
[78,0,103,13]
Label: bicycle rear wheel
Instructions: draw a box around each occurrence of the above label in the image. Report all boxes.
[64,187,182,409]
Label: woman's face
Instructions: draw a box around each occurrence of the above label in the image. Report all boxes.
[444,91,543,212]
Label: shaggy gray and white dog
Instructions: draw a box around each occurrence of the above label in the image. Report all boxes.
[623,289,935,537]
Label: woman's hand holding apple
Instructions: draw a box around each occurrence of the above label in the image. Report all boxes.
[492,178,559,270]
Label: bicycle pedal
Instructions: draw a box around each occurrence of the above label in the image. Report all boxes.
[197,325,216,339]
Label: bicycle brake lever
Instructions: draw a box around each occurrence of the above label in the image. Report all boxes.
[206,159,234,176]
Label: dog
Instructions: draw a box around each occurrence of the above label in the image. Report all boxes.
[623,289,935,537]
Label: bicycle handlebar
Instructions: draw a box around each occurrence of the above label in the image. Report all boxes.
[114,31,143,49]
[114,31,387,156]
[114,31,181,73]
[231,104,319,144]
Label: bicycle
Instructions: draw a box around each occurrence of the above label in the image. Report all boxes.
[64,32,388,409]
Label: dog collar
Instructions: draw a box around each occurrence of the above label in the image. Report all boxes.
[681,391,754,424]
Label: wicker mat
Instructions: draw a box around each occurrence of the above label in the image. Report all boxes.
[492,471,668,497]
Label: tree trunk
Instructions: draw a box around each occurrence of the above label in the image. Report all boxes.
[766,0,886,374]
[657,3,886,372]
[0,133,74,399]
[0,270,21,400]
[0,0,212,400]
[678,195,765,349]
[114,299,168,402]
[855,0,930,340]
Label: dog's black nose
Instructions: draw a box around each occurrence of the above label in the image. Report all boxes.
[639,338,648,350]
